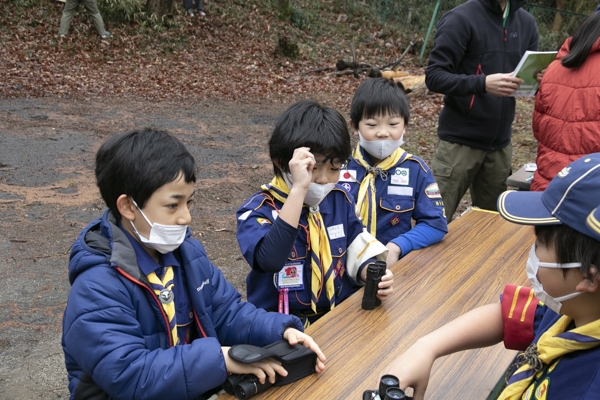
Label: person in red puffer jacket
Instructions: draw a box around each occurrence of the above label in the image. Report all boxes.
[531,10,600,191]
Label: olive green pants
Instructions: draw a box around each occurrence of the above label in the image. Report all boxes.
[431,139,512,222]
[58,0,107,37]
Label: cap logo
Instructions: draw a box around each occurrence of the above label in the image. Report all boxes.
[557,166,571,178]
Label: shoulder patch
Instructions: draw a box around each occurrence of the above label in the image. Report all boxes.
[238,210,252,220]
[424,183,442,198]
[339,169,357,182]
[256,218,272,226]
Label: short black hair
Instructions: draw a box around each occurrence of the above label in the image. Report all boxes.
[269,100,351,177]
[95,128,197,218]
[561,11,600,69]
[535,225,600,280]
[350,78,410,128]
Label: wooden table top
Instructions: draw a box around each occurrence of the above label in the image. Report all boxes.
[219,208,534,400]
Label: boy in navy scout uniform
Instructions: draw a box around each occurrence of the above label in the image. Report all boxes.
[382,153,600,400]
[236,100,392,326]
[62,129,325,400]
[343,78,448,266]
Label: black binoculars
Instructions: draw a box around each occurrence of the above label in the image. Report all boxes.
[362,260,386,310]
[363,374,412,400]
[223,373,275,400]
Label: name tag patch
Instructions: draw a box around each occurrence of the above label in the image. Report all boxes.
[388,186,413,196]
[390,168,409,185]
[327,224,345,239]
[278,261,304,290]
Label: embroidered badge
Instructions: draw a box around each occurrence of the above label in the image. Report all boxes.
[256,218,272,225]
[390,215,400,227]
[390,168,409,185]
[339,170,357,182]
[341,182,352,192]
[424,183,442,198]
[557,166,570,178]
[534,378,549,400]
[334,259,345,278]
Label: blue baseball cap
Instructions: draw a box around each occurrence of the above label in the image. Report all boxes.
[497,153,600,239]
[587,205,600,241]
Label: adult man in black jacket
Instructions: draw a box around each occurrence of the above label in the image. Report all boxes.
[427,0,538,221]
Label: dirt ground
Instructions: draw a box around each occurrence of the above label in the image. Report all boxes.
[0,96,297,399]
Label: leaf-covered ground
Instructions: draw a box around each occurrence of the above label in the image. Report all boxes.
[0,0,537,217]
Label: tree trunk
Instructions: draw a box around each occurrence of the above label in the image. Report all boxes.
[146,0,174,20]
[551,0,565,33]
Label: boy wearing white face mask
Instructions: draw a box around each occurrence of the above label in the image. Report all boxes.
[236,100,392,326]
[381,153,600,400]
[344,78,448,267]
[62,129,327,399]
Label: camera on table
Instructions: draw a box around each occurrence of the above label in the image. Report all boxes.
[363,374,412,400]
[223,373,274,400]
[362,260,387,310]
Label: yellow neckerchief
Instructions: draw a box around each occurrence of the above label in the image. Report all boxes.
[262,176,335,313]
[352,144,407,237]
[499,315,600,400]
[147,266,178,346]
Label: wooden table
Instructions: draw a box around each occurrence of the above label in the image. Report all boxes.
[219,209,534,399]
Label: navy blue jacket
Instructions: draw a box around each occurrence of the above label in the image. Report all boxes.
[426,0,538,150]
[62,210,303,400]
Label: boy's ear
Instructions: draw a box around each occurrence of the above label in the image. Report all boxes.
[349,121,359,136]
[576,267,600,293]
[116,195,136,221]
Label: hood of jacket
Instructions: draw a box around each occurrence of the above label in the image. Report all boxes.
[480,0,529,14]
[68,210,191,285]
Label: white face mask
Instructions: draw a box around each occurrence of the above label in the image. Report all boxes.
[283,173,335,207]
[525,244,583,314]
[358,130,404,160]
[129,198,188,254]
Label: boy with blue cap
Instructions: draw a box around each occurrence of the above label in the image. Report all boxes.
[381,153,600,399]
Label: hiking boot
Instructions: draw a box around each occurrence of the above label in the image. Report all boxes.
[101,31,110,40]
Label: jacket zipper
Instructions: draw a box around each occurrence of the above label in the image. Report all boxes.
[116,266,209,346]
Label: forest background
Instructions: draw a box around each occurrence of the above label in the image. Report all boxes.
[0,0,598,398]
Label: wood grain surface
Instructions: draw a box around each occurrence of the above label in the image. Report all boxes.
[219,209,535,400]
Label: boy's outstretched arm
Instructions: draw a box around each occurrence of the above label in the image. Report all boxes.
[382,302,503,400]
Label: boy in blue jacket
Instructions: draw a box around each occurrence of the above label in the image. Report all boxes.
[343,78,448,266]
[382,153,600,400]
[61,128,325,400]
[236,100,392,326]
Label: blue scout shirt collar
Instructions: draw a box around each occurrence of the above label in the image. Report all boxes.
[117,220,181,276]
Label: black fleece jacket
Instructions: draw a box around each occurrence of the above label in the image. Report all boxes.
[425,0,538,151]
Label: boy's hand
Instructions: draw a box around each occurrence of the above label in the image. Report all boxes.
[222,347,288,384]
[381,342,435,400]
[283,328,326,374]
[288,147,316,191]
[385,242,402,268]
[377,268,394,301]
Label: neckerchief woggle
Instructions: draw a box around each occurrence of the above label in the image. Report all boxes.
[352,144,408,237]
[498,315,600,399]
